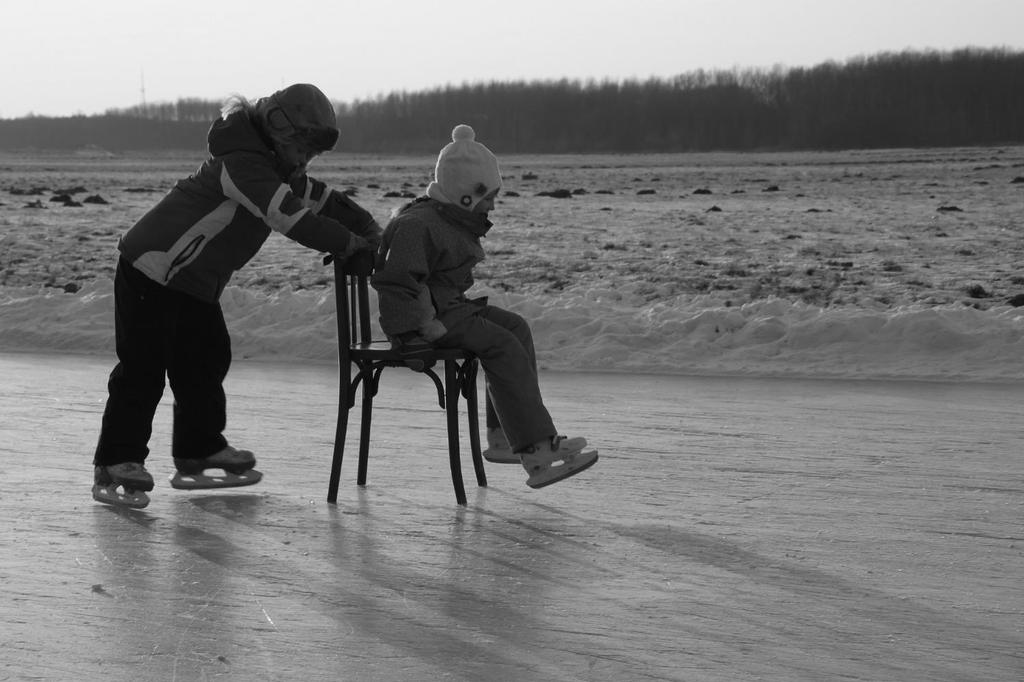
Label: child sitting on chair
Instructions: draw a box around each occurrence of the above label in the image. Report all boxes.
[371,125,597,489]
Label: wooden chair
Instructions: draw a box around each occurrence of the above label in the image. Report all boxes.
[325,251,486,505]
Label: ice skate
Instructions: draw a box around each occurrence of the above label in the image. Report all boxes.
[170,445,262,490]
[92,462,154,509]
[518,436,598,489]
[486,429,588,464]
[482,428,517,463]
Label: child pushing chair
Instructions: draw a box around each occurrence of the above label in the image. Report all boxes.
[92,83,382,508]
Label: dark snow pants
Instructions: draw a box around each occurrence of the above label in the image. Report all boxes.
[93,257,229,466]
[437,306,556,452]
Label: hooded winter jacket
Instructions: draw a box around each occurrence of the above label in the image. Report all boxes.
[118,110,381,302]
[372,198,492,337]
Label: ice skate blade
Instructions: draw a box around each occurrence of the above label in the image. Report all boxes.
[92,483,150,509]
[526,450,598,489]
[170,469,263,490]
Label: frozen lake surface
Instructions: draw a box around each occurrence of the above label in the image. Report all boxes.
[1,352,1021,681]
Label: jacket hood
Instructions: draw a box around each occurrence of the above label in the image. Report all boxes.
[207,111,275,158]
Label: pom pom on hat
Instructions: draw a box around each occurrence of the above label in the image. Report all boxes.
[451,123,475,142]
[427,124,502,211]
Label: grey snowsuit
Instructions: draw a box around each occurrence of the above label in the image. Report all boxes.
[372,198,556,450]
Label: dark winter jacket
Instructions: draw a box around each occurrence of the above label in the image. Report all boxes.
[372,198,492,337]
[118,110,381,302]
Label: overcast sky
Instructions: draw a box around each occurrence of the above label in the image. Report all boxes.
[3,0,1022,118]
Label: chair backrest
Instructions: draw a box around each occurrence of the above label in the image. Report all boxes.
[329,250,376,352]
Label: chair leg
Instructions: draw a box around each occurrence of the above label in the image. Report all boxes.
[328,362,353,504]
[444,360,468,506]
[357,365,374,486]
[465,361,487,487]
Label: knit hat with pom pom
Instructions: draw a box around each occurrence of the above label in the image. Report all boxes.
[426,124,502,211]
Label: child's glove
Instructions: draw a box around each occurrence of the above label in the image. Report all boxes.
[341,233,371,259]
[343,248,374,276]
[393,332,435,372]
[418,319,447,343]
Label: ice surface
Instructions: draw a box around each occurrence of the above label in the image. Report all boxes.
[1,353,1021,680]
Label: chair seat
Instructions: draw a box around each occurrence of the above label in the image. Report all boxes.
[350,340,475,361]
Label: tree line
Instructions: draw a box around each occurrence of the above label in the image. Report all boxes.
[2,48,1022,153]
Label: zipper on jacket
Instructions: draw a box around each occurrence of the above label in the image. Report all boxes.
[166,235,206,282]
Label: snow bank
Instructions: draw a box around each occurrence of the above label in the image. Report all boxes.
[2,280,1022,381]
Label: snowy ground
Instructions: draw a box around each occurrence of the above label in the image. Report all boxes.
[1,146,1023,380]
